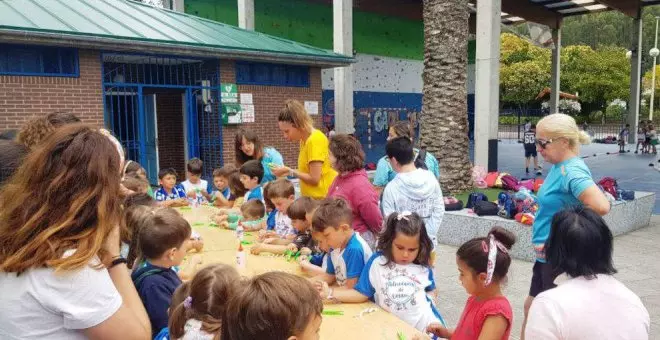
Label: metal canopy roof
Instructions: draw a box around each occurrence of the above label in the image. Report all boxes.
[470,0,660,29]
[0,0,353,67]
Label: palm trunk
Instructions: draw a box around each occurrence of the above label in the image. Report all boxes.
[421,0,473,194]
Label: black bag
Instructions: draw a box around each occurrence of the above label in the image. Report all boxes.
[414,148,428,170]
[445,200,464,211]
[619,190,635,201]
[466,192,488,209]
[474,201,499,216]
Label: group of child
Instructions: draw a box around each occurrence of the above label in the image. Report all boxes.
[110,133,524,340]
[633,121,658,155]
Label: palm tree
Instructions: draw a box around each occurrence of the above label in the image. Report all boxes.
[420,0,473,194]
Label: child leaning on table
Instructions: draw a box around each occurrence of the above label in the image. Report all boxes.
[210,171,248,224]
[221,272,323,340]
[218,199,267,231]
[155,168,189,207]
[315,211,446,333]
[309,197,372,289]
[257,178,297,244]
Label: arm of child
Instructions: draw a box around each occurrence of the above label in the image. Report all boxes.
[250,243,290,255]
[310,272,336,285]
[477,315,509,340]
[426,323,453,339]
[343,278,358,289]
[177,255,203,281]
[318,281,369,303]
[299,260,327,277]
[201,188,212,201]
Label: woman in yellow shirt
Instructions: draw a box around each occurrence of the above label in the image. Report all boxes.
[272,99,337,199]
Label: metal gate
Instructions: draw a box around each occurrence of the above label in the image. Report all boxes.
[102,53,223,183]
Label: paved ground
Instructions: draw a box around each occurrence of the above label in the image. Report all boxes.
[433,215,660,339]
[470,141,660,213]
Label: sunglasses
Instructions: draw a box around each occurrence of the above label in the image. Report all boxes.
[536,138,553,149]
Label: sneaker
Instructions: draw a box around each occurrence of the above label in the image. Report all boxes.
[525,168,529,174]
[536,170,543,176]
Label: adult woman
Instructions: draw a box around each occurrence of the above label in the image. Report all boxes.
[0,124,151,339]
[16,111,81,150]
[234,128,283,184]
[373,121,440,194]
[525,207,649,339]
[272,100,337,199]
[327,134,382,248]
[521,113,610,338]
[0,139,27,185]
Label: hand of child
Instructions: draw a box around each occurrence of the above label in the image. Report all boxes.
[286,243,298,252]
[262,237,277,244]
[186,191,196,199]
[250,244,262,255]
[300,247,312,256]
[191,239,204,253]
[426,323,452,339]
[190,254,203,267]
[411,334,432,340]
[177,198,190,206]
[314,280,330,299]
[298,255,309,263]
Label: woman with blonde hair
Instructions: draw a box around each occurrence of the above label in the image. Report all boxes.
[521,113,610,338]
[272,99,337,199]
[0,124,151,339]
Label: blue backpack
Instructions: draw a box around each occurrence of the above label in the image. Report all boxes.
[466,192,488,209]
[497,192,518,219]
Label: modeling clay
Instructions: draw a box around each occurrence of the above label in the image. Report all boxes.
[397,331,406,340]
[240,240,253,245]
[321,310,344,316]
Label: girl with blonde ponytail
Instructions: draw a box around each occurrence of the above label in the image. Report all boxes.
[521,113,611,338]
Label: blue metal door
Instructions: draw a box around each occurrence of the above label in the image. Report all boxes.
[186,88,223,179]
[143,94,159,185]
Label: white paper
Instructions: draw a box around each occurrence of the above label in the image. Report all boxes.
[241,104,255,123]
[305,101,319,115]
[240,93,253,104]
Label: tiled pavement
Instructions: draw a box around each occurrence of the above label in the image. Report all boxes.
[434,215,660,339]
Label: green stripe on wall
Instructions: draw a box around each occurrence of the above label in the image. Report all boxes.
[185,0,475,64]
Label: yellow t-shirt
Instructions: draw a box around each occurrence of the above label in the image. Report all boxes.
[298,129,337,199]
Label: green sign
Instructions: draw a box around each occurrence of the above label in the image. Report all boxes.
[221,83,238,103]
[222,103,242,125]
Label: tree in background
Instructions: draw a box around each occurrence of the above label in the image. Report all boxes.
[420,0,472,194]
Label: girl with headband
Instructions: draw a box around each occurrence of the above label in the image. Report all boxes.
[425,227,516,340]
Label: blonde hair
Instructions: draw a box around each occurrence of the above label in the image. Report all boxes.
[278,100,313,133]
[537,113,591,151]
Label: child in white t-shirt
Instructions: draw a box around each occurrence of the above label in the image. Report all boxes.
[181,158,211,204]
[316,211,445,332]
[258,179,297,244]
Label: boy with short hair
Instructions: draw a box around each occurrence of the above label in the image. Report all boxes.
[310,197,372,288]
[154,168,188,207]
[259,178,297,243]
[239,160,264,203]
[181,158,212,203]
[381,137,444,248]
[221,272,323,340]
[131,208,192,336]
[524,124,542,175]
[212,165,236,208]
[619,124,630,153]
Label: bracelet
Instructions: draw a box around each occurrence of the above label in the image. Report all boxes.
[109,257,127,269]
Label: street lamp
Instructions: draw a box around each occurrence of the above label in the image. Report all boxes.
[650,17,660,122]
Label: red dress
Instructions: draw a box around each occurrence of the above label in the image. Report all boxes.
[452,295,513,340]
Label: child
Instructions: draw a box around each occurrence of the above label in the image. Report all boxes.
[124,159,155,198]
[381,137,445,249]
[221,272,323,340]
[239,160,264,203]
[523,124,542,175]
[122,173,150,194]
[155,168,189,207]
[310,197,372,288]
[209,172,248,224]
[636,124,645,154]
[211,165,236,208]
[154,280,191,340]
[263,182,277,231]
[131,207,192,336]
[618,124,630,153]
[649,125,658,155]
[182,158,212,203]
[259,178,297,243]
[250,197,319,256]
[169,264,240,340]
[218,199,266,231]
[124,192,157,209]
[315,212,445,333]
[426,226,515,339]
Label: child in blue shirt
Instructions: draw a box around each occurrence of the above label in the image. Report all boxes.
[310,197,372,288]
[239,160,264,203]
[130,207,192,337]
[154,168,188,207]
[315,211,445,333]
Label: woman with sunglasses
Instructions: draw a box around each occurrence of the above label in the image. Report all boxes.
[521,113,610,339]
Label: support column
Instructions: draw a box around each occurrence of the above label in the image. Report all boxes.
[474,0,501,172]
[333,0,354,134]
[172,0,184,12]
[238,0,255,31]
[549,23,562,113]
[628,16,643,143]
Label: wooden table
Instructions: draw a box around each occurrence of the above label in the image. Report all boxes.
[177,206,423,339]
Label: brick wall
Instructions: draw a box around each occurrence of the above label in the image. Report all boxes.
[220,60,323,167]
[0,49,104,130]
[156,91,186,177]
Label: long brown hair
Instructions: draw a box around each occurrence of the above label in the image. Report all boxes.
[234,129,265,166]
[0,124,122,273]
[278,99,313,133]
[169,264,240,340]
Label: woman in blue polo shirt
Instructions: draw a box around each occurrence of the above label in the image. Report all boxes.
[521,113,611,337]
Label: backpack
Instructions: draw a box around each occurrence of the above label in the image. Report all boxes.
[597,177,619,199]
[474,201,499,216]
[472,166,488,189]
[519,179,534,191]
[132,268,167,289]
[444,196,464,211]
[414,148,428,170]
[618,189,635,201]
[466,192,489,209]
[485,172,499,188]
[497,192,518,219]
[500,175,520,191]
[494,172,511,188]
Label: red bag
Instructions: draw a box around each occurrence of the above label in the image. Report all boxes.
[519,179,534,191]
[485,172,499,188]
[501,175,520,191]
[533,178,544,192]
[598,177,619,199]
